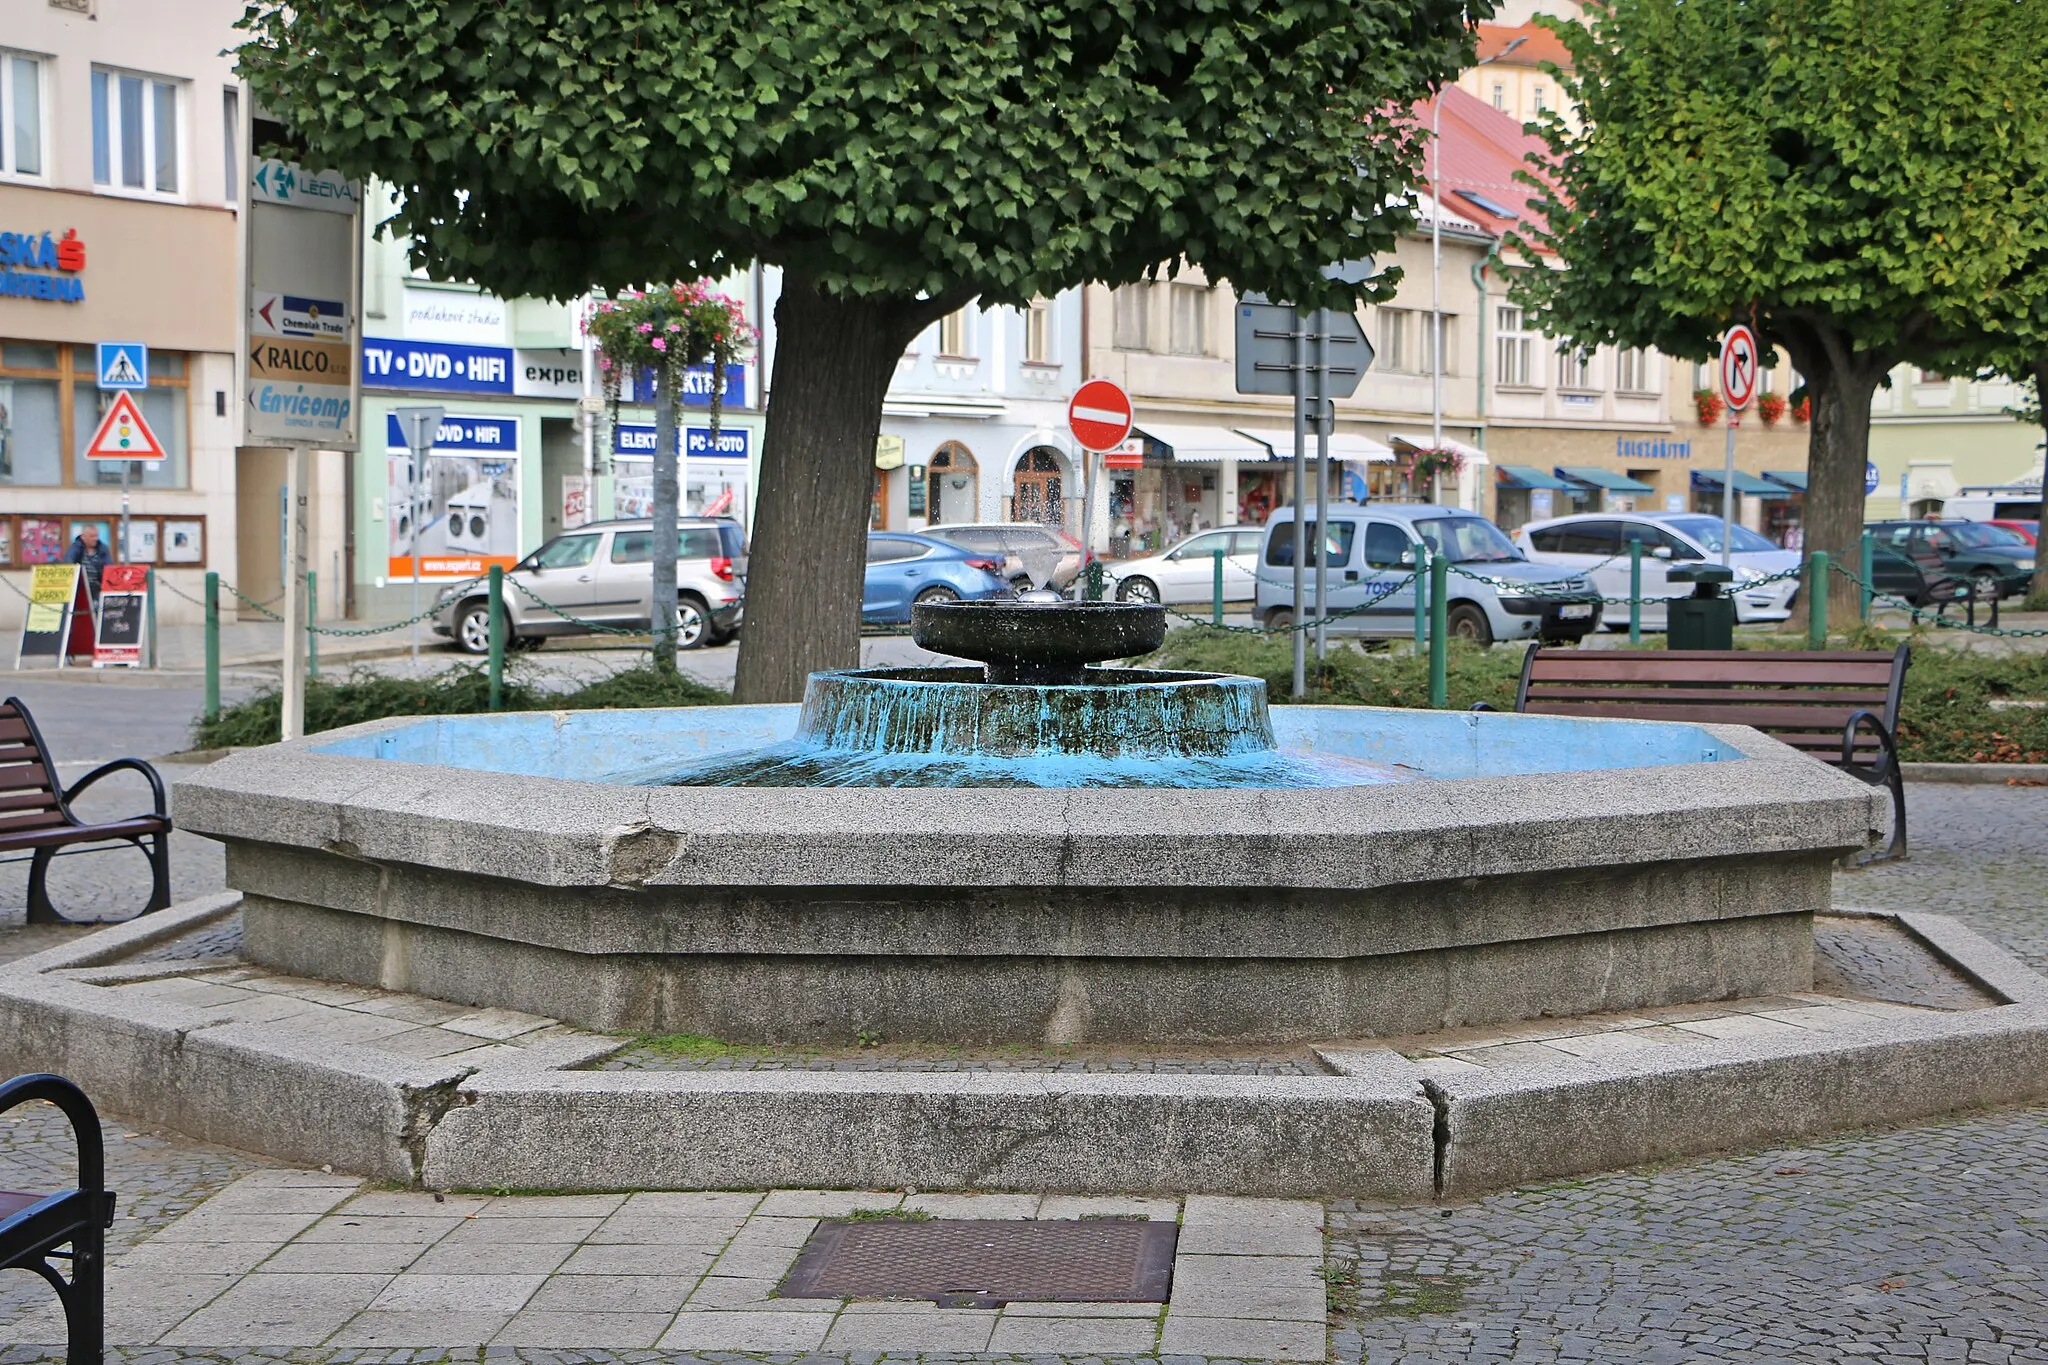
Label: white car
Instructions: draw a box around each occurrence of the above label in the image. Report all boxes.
[1514,512,1801,628]
[1108,527,1263,605]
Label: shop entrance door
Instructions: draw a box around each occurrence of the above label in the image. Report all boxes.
[1013,448,1064,526]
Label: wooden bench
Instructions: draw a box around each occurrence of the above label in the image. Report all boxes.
[0,696,172,924]
[1504,646,1910,862]
[0,1074,117,1365]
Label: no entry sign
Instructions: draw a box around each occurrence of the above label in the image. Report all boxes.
[1068,379,1134,452]
[1719,325,1760,412]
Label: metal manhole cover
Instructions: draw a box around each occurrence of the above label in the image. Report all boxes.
[780,1218,1178,1308]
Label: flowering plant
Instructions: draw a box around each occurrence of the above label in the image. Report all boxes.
[1792,394,1811,423]
[585,281,756,437]
[1756,391,1787,425]
[1692,387,1725,425]
[1408,446,1465,490]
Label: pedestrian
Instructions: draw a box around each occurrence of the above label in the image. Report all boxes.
[66,523,109,599]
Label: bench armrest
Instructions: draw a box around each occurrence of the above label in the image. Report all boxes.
[0,1075,108,1206]
[1469,702,1499,713]
[62,758,167,821]
[1841,709,1900,780]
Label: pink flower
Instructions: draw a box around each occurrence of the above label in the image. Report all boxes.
[651,337,667,351]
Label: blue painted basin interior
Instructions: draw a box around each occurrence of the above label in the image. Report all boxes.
[313,703,1740,784]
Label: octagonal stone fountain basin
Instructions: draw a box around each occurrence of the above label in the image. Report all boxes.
[175,698,1883,1046]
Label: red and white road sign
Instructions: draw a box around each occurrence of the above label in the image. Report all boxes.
[83,391,167,460]
[1068,379,1134,452]
[1719,325,1760,412]
[1102,437,1145,470]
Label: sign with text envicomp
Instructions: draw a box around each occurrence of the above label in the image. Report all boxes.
[244,152,361,448]
[363,337,515,395]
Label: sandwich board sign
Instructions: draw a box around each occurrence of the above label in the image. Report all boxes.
[93,564,149,668]
[16,564,90,669]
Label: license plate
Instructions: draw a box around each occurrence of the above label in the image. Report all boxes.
[1558,604,1594,619]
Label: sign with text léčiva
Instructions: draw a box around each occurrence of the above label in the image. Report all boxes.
[16,564,84,668]
[93,563,149,668]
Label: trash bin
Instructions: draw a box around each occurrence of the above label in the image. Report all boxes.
[1666,564,1736,650]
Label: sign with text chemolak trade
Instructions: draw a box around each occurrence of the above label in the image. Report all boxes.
[0,229,86,303]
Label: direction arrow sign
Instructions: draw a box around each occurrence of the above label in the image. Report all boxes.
[83,391,167,460]
[1719,325,1760,412]
[1068,379,1134,452]
[1235,303,1374,399]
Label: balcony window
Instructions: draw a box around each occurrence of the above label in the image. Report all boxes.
[1113,283,1150,350]
[1557,348,1596,391]
[0,51,44,178]
[1168,284,1210,356]
[1024,297,1053,364]
[1616,347,1657,394]
[93,67,181,195]
[1378,308,1410,372]
[937,308,970,358]
[1495,306,1533,387]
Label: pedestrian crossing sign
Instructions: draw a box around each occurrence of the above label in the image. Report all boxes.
[83,391,167,461]
[96,341,148,390]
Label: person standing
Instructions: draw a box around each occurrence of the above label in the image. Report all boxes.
[66,524,110,600]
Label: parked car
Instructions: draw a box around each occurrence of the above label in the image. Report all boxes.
[862,532,1012,624]
[1987,519,2039,546]
[922,522,1083,592]
[1254,503,1599,646]
[432,518,745,654]
[1108,527,1263,605]
[1515,512,1801,629]
[1866,521,2036,600]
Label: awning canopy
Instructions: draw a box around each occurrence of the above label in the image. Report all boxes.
[1388,432,1489,465]
[1233,428,1395,464]
[1763,470,1808,492]
[1557,466,1655,494]
[1496,464,1574,491]
[1691,469,1787,497]
[1132,423,1273,462]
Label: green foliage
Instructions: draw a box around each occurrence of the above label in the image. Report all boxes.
[1894,649,2048,764]
[192,662,727,749]
[235,0,1489,312]
[1511,0,2048,370]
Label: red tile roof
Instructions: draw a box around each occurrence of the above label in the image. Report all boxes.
[1413,86,1556,253]
[1476,22,1574,70]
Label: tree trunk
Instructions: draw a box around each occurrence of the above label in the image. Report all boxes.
[1797,346,1891,633]
[733,280,945,703]
[651,369,679,672]
[2033,358,2048,605]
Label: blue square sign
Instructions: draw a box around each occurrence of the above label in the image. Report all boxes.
[96,341,148,391]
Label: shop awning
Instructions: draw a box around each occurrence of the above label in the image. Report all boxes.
[1556,466,1655,494]
[1232,428,1395,464]
[1388,432,1489,465]
[1691,469,1788,497]
[1131,424,1274,462]
[1496,465,1575,491]
[1763,470,1808,492]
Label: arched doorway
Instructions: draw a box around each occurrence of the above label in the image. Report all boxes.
[1012,446,1066,527]
[926,443,979,525]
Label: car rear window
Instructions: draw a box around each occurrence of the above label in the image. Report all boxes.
[610,528,727,563]
[867,537,925,564]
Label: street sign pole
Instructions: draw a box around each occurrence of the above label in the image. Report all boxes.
[1313,310,1331,663]
[280,444,311,740]
[1291,312,1307,700]
[1717,325,1759,569]
[1721,413,1739,568]
[394,406,447,667]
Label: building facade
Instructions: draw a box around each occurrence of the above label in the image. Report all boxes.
[0,0,251,629]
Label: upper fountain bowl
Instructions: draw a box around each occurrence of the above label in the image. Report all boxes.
[911,599,1167,685]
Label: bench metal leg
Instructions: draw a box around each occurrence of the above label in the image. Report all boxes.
[25,833,171,924]
[25,847,62,926]
[145,829,172,914]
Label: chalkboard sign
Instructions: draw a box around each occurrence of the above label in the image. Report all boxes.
[16,564,83,668]
[93,564,148,667]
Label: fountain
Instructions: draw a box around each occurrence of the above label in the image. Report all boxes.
[173,598,1877,1046]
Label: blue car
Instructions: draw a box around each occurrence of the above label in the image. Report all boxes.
[862,532,1011,623]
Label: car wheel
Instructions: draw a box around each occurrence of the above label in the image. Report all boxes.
[914,585,962,606]
[1009,574,1035,593]
[1116,576,1161,605]
[455,600,492,655]
[1971,569,2002,601]
[1447,602,1494,647]
[674,597,710,650]
[1264,607,1295,631]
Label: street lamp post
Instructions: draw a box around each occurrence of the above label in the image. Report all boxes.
[1431,36,1527,499]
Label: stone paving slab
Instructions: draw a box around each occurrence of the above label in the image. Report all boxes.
[0,1180,1326,1361]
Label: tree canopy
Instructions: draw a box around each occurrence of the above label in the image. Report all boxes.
[1508,0,2048,617]
[238,0,1483,312]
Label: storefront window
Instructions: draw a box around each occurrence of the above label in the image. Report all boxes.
[0,340,188,487]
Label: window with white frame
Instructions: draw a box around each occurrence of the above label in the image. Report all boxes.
[1495,306,1533,387]
[93,67,181,195]
[1532,85,1548,115]
[1426,313,1456,376]
[1113,283,1150,350]
[1168,283,1210,356]
[1378,308,1410,371]
[222,88,239,204]
[0,51,45,178]
[1557,347,1596,391]
[937,307,971,358]
[1615,347,1657,394]
[1491,82,1506,111]
[1024,297,1053,364]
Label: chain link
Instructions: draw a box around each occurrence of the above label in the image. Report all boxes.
[1828,561,2048,639]
[506,578,656,636]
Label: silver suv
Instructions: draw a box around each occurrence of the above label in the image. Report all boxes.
[432,518,745,653]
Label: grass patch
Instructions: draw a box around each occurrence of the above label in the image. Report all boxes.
[193,661,728,749]
[843,1207,934,1222]
[1368,1271,1470,1318]
[627,1033,744,1059]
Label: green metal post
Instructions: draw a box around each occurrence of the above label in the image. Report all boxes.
[144,567,158,669]
[305,570,319,680]
[1859,531,1875,621]
[1628,539,1643,645]
[1211,549,1224,627]
[1428,552,1449,708]
[488,566,506,711]
[1085,560,1105,602]
[1807,551,1830,649]
[203,571,220,723]
[1412,549,1429,647]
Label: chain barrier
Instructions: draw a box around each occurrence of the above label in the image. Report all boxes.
[1828,561,2048,639]
[1445,561,1804,607]
[506,578,656,637]
[1159,572,1420,634]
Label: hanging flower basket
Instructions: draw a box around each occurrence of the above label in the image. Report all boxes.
[1756,391,1787,425]
[585,281,756,436]
[1792,394,1811,423]
[1409,446,1465,490]
[1693,388,1725,426]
